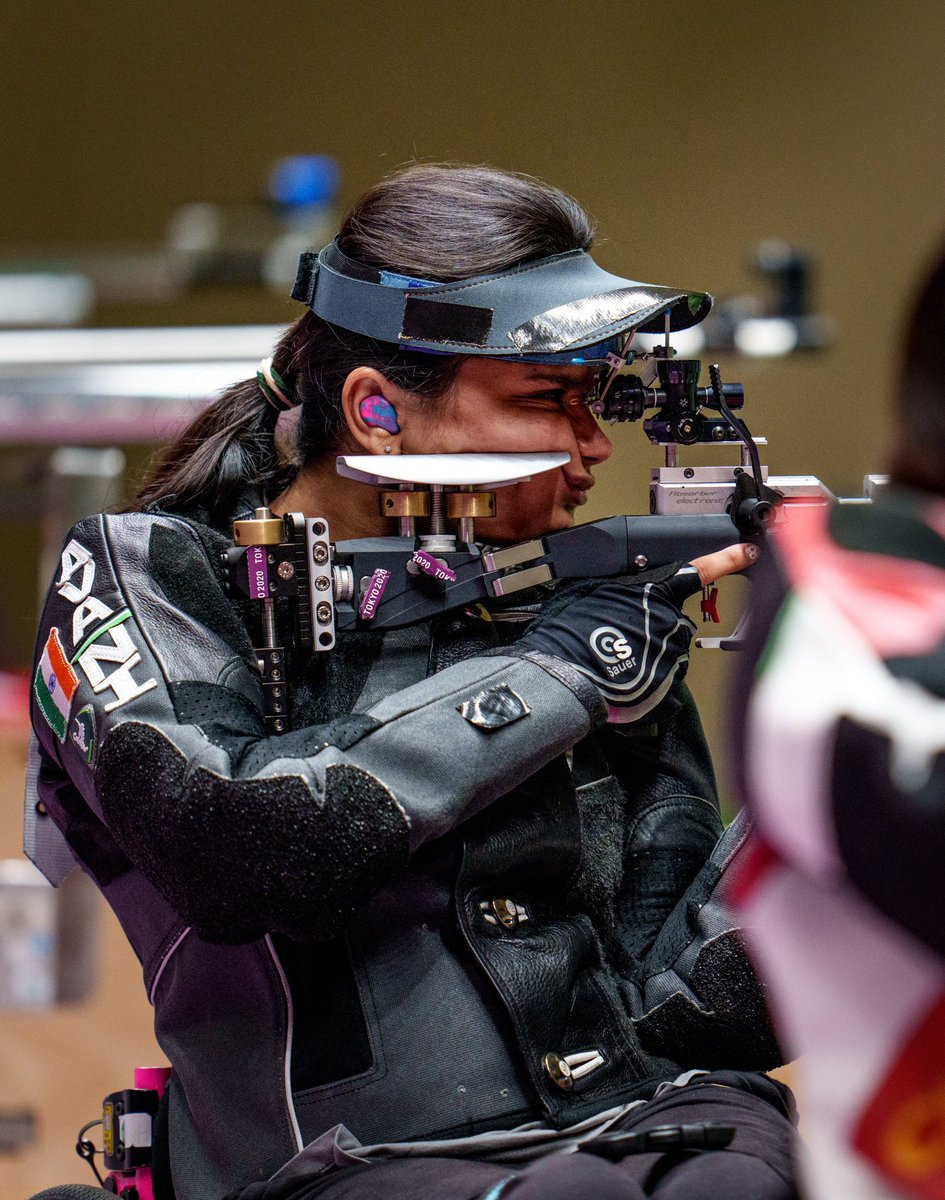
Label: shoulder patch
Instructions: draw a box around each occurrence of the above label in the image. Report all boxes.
[70,704,97,765]
[457,682,531,730]
[34,627,80,740]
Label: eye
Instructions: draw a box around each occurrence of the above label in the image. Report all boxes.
[516,389,568,407]
[515,384,601,410]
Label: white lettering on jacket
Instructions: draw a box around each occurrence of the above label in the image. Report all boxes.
[73,596,113,646]
[77,622,158,713]
[55,537,158,712]
[58,539,97,607]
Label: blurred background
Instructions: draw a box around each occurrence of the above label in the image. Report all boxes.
[1,0,943,1192]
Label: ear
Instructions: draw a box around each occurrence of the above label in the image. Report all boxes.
[341,368,404,454]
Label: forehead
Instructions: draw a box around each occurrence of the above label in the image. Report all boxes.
[455,358,600,391]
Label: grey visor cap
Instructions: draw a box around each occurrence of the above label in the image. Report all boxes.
[291,242,712,357]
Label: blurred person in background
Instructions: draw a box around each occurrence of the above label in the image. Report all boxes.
[29,164,797,1200]
[730,239,945,1200]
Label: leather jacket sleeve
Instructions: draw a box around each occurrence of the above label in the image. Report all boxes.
[30,512,604,943]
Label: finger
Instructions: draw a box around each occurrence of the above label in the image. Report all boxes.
[690,542,761,586]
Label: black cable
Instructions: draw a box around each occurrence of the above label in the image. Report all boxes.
[75,1118,106,1187]
[710,363,764,491]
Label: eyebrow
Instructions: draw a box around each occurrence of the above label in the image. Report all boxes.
[521,370,597,388]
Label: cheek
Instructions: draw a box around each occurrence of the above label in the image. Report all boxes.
[495,474,562,523]
[427,399,578,455]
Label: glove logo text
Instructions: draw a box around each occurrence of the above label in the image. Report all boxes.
[589,626,638,677]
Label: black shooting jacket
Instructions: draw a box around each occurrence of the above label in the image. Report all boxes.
[27,502,780,1200]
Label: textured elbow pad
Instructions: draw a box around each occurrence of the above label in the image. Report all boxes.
[627,811,784,1070]
[630,926,782,1070]
[96,721,411,943]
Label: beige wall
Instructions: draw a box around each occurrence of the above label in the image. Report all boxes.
[0,1,934,1188]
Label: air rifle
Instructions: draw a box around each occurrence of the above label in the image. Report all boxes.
[223,354,883,733]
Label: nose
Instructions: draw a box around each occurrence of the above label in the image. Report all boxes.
[568,402,613,466]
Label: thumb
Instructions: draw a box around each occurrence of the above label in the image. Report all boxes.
[689,542,761,586]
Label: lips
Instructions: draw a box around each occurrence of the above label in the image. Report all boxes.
[563,473,595,507]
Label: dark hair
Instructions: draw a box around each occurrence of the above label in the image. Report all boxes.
[128,163,595,522]
[889,242,945,495]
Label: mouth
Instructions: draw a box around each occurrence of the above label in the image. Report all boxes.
[563,473,595,508]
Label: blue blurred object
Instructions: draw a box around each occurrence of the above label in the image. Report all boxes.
[269,155,341,208]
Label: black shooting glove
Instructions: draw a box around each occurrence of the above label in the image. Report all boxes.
[515,563,702,724]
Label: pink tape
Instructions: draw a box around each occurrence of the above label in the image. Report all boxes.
[359,568,391,620]
[411,549,457,583]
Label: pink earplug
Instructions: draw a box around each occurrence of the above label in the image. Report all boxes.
[359,395,400,434]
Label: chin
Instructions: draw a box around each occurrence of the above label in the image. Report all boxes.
[488,510,574,544]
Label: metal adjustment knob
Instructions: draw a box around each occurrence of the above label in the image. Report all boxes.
[380,490,430,518]
[479,898,529,929]
[446,491,496,519]
[232,506,284,546]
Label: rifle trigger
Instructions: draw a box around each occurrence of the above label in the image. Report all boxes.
[701,586,720,624]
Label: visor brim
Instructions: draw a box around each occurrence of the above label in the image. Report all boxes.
[293,243,712,359]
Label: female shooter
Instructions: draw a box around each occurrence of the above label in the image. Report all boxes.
[29,164,797,1200]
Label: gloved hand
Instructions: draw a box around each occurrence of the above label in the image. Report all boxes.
[515,543,758,724]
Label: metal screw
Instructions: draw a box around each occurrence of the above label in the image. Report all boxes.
[273,719,285,733]
[277,561,295,580]
[268,553,276,564]
[312,543,329,565]
[272,687,283,699]
[684,467,695,479]
[316,602,333,623]
[634,554,648,568]
[733,467,743,477]
[271,669,282,681]
[270,652,281,664]
[315,575,330,590]
[430,486,445,533]
[712,426,725,441]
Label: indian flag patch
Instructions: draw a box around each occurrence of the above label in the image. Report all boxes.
[34,627,80,741]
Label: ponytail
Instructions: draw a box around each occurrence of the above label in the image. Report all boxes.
[126,374,285,524]
[125,309,462,523]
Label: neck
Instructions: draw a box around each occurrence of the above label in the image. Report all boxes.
[270,455,391,541]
